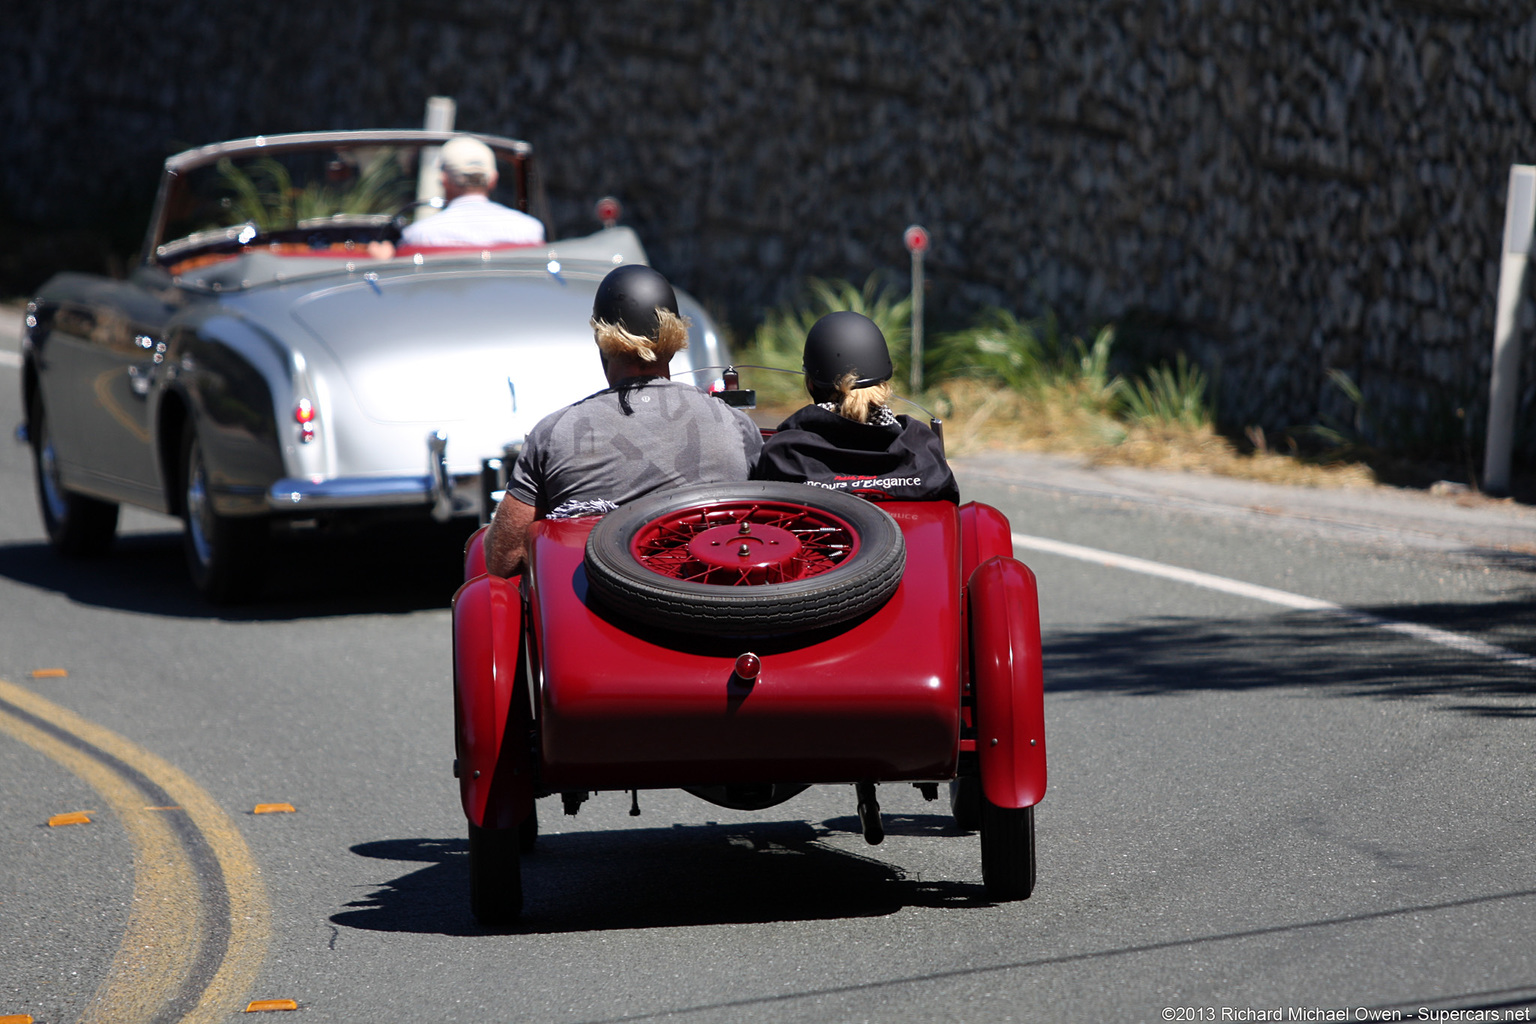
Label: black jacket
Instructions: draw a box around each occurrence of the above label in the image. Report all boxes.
[751,405,960,503]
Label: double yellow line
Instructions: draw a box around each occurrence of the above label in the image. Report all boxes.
[0,679,270,1023]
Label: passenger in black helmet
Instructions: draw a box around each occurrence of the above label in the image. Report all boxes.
[752,311,959,503]
[485,264,763,577]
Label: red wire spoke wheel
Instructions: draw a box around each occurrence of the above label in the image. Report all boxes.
[584,482,905,635]
[630,500,856,586]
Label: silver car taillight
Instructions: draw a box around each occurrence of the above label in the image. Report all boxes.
[295,399,316,443]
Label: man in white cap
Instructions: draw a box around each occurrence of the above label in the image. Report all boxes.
[399,135,545,247]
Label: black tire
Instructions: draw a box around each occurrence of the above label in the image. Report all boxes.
[31,403,118,557]
[180,422,269,604]
[949,775,982,832]
[518,805,538,854]
[468,821,522,926]
[979,799,1036,900]
[583,481,905,635]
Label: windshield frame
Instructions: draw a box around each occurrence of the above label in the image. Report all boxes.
[141,130,540,267]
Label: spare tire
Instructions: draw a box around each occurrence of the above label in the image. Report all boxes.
[583,481,905,635]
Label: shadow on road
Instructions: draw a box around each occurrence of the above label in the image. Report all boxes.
[0,521,473,620]
[1045,602,1536,716]
[333,816,990,936]
[1469,546,1536,577]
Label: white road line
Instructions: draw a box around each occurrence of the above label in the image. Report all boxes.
[1012,531,1536,671]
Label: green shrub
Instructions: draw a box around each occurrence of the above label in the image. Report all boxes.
[928,311,1125,416]
[1122,352,1211,429]
[1060,325,1126,417]
[740,280,1218,447]
[925,308,1046,391]
[736,274,913,406]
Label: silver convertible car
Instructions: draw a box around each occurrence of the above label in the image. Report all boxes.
[18,130,728,602]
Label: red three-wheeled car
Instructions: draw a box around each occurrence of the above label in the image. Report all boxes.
[452,466,1046,926]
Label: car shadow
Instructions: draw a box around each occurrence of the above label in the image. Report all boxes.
[0,520,474,621]
[1044,600,1536,716]
[822,812,967,838]
[332,816,990,936]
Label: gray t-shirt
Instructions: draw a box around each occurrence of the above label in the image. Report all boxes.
[508,377,763,517]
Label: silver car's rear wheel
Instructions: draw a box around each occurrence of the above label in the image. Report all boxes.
[180,423,268,604]
[31,402,118,557]
[184,440,217,567]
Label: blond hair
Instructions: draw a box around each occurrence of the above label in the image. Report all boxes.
[590,308,691,363]
[814,372,893,424]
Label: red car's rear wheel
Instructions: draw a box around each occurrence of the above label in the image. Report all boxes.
[468,821,522,926]
[980,800,1036,900]
[584,481,904,635]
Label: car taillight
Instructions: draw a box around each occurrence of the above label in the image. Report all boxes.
[295,400,316,443]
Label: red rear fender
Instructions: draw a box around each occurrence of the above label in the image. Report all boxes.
[968,556,1047,809]
[452,574,534,828]
[960,502,1014,583]
[464,525,489,583]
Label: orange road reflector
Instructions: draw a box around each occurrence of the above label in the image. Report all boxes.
[244,999,298,1012]
[252,803,296,815]
[48,812,91,827]
[29,668,67,679]
[1,1013,36,1023]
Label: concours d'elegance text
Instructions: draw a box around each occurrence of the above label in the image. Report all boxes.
[1164,1007,1533,1021]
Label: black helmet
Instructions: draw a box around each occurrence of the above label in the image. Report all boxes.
[592,264,679,339]
[802,311,893,390]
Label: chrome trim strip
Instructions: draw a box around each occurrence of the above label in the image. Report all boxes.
[268,476,431,510]
[163,130,533,175]
[266,473,480,513]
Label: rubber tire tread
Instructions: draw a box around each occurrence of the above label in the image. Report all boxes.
[584,481,905,636]
[181,422,269,604]
[518,805,538,854]
[979,799,1036,900]
[468,821,523,925]
[32,404,119,557]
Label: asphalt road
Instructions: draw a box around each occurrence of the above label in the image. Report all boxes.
[2,340,1535,1024]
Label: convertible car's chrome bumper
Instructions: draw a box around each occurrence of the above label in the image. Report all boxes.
[266,473,480,517]
[268,434,522,523]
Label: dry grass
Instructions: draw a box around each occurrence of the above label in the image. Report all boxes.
[754,378,1381,490]
[1093,425,1379,487]
[915,380,1381,490]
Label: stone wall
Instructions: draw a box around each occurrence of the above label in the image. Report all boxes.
[4,0,1535,448]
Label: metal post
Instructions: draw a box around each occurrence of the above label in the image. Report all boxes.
[1484,165,1534,496]
[904,224,929,393]
[415,96,457,219]
[911,250,924,392]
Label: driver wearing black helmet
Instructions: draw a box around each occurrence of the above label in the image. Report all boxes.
[752,311,958,503]
[484,265,763,578]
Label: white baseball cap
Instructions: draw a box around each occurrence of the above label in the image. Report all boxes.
[439,136,497,179]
